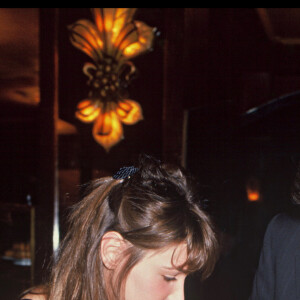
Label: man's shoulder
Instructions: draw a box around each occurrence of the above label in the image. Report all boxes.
[269,212,300,231]
[266,212,300,247]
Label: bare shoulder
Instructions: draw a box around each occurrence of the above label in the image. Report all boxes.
[20,286,47,300]
[20,293,47,300]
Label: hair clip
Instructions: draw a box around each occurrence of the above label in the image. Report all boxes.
[112,166,138,179]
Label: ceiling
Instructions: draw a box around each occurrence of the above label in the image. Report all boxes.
[0,8,39,106]
[0,8,77,134]
[257,8,300,45]
[0,8,300,106]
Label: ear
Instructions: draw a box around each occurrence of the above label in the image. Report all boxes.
[100,231,127,269]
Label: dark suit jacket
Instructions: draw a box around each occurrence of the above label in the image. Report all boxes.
[249,212,300,300]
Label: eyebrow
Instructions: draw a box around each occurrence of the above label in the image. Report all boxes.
[161,266,175,270]
[161,266,183,277]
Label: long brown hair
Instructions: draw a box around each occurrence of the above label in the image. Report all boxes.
[46,155,219,299]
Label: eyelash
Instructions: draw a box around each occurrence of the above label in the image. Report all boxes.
[163,275,177,282]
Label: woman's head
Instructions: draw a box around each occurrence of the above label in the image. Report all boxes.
[49,154,219,300]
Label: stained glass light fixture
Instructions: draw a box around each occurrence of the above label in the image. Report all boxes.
[68,8,156,151]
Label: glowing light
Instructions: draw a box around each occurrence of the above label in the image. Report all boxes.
[247,191,260,202]
[123,43,142,57]
[75,99,101,123]
[246,177,261,202]
[69,8,155,151]
[93,109,124,152]
[116,99,143,125]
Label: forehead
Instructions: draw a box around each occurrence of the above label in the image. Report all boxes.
[144,243,187,268]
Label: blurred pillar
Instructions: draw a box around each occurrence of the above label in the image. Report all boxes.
[34,8,59,283]
[162,8,185,165]
[162,8,210,166]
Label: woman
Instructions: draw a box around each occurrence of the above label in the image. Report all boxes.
[21,154,219,300]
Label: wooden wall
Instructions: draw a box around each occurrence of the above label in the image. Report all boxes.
[2,8,300,298]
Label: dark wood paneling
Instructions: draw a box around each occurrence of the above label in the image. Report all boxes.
[35,8,59,283]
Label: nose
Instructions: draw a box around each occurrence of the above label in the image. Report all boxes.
[166,279,185,300]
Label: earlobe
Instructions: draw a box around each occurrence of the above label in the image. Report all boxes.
[101,231,126,269]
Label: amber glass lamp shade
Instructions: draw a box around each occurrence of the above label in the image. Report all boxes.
[69,8,155,151]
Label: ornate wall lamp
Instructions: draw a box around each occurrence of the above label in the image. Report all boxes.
[68,8,156,151]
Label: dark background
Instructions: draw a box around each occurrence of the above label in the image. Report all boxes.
[1,8,300,299]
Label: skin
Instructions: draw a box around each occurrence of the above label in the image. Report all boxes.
[22,239,189,300]
[21,294,46,300]
[20,286,47,300]
[124,244,188,300]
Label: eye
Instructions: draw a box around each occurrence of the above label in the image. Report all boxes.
[163,275,177,282]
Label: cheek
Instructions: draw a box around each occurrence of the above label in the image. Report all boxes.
[125,268,172,300]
